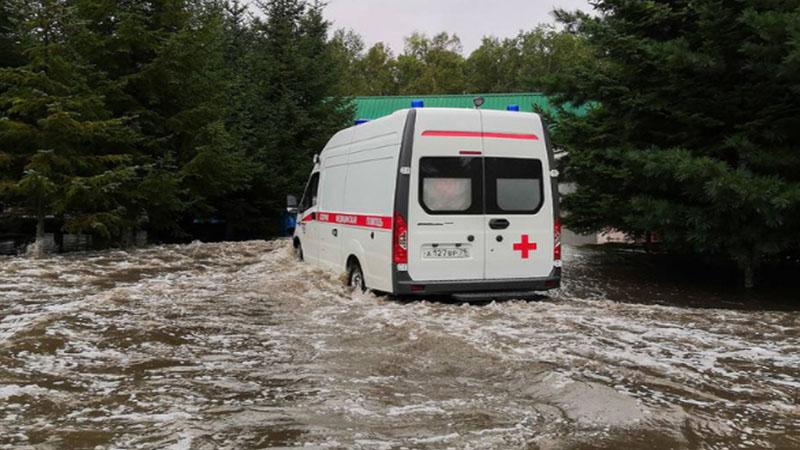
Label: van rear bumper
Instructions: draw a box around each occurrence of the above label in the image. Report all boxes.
[394,268,561,296]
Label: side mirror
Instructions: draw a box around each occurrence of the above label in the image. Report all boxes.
[286,194,299,215]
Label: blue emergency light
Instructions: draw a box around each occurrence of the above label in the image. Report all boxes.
[507,105,520,112]
[411,100,425,108]
[355,119,369,125]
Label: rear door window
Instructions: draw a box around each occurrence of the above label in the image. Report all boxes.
[485,158,543,214]
[419,157,483,215]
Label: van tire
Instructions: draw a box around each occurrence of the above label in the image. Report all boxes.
[347,260,366,292]
[293,239,303,261]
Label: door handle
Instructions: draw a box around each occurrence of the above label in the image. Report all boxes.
[332,228,338,237]
[489,218,510,230]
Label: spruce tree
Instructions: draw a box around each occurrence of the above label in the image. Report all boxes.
[548,0,800,288]
[0,0,137,251]
[0,0,25,68]
[72,0,253,240]
[0,0,26,225]
[231,0,352,235]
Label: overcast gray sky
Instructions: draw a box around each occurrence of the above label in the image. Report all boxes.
[323,0,593,55]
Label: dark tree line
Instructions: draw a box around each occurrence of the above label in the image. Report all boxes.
[0,0,589,250]
[0,0,351,250]
[546,0,800,288]
[330,26,592,96]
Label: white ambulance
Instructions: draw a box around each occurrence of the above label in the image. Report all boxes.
[292,105,561,300]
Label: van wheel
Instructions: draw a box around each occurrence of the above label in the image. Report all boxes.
[348,261,366,292]
[294,241,303,261]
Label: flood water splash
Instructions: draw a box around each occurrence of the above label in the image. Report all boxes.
[0,240,798,449]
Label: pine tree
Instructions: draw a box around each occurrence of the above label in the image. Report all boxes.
[0,0,25,68]
[71,0,254,240]
[230,0,352,236]
[548,0,800,288]
[0,0,26,225]
[297,2,355,157]
[0,0,138,252]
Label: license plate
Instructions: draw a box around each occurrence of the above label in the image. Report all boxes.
[423,247,469,259]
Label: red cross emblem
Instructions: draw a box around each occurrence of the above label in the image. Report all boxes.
[513,234,538,259]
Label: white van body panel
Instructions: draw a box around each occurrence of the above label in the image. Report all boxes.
[407,108,554,282]
[295,107,559,296]
[407,109,486,281]
[480,109,554,279]
[314,127,354,268]
[338,112,406,291]
[304,110,407,292]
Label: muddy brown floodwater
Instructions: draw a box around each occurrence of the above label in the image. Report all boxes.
[0,240,798,449]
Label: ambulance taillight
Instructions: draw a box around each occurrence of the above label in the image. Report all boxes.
[393,212,408,265]
[554,216,562,263]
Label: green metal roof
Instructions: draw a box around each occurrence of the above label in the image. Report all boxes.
[351,93,585,121]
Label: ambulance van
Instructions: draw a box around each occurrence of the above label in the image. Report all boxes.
[292,106,561,300]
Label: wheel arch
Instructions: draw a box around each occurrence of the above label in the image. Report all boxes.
[346,254,360,270]
[343,238,367,280]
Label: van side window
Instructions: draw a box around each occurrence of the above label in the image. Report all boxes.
[299,172,320,213]
[485,158,543,214]
[419,157,483,215]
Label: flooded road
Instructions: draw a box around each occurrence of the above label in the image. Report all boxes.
[1,241,798,449]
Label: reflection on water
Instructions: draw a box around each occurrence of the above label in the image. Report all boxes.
[0,240,798,449]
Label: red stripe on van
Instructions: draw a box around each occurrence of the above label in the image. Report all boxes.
[303,211,393,230]
[422,130,539,141]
